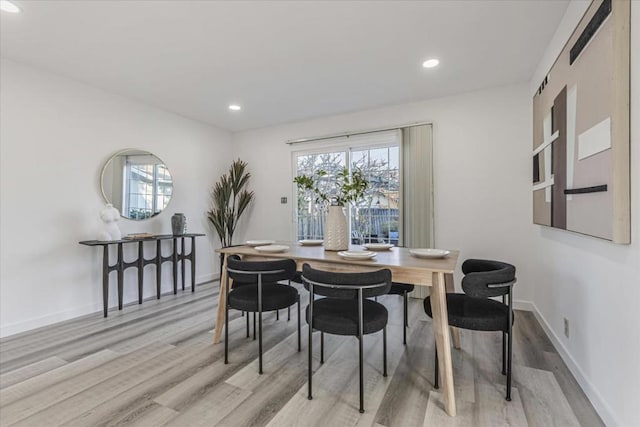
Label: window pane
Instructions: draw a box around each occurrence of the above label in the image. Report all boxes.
[368,148,388,168]
[350,146,400,245]
[389,147,399,170]
[295,151,346,240]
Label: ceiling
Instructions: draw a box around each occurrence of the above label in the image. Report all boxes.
[0,1,569,132]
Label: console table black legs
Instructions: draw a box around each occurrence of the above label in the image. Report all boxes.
[177,236,197,293]
[170,236,198,295]
[80,233,205,317]
[102,245,110,318]
[156,240,162,299]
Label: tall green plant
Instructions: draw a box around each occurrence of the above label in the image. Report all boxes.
[207,159,255,247]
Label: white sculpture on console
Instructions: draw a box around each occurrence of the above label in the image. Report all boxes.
[97,203,122,241]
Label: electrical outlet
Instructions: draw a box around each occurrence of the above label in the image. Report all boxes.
[564,318,570,338]
[280,197,288,204]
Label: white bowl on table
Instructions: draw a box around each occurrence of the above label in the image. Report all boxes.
[409,248,450,259]
[337,250,377,260]
[245,240,275,247]
[362,243,394,251]
[299,239,324,246]
[255,244,290,253]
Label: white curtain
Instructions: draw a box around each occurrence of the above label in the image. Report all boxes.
[401,124,434,297]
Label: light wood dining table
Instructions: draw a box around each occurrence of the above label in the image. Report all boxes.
[213,243,461,416]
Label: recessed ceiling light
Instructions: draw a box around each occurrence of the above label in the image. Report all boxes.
[422,58,440,69]
[228,104,241,111]
[0,0,20,13]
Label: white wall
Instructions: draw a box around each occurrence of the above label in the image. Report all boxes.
[527,2,640,426]
[0,59,232,337]
[232,83,536,304]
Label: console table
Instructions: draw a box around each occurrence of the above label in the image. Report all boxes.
[79,233,206,317]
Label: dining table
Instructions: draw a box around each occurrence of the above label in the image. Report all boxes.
[213,242,461,416]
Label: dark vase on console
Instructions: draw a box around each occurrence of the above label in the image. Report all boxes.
[171,213,186,236]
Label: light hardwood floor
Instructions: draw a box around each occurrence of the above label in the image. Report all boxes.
[0,282,603,426]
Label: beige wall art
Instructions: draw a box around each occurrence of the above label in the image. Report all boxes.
[532,0,631,244]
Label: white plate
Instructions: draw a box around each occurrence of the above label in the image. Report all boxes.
[409,248,450,259]
[337,250,377,260]
[362,243,394,251]
[299,239,324,246]
[255,244,289,253]
[246,240,275,247]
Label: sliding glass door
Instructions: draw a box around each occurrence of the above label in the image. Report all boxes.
[293,133,400,243]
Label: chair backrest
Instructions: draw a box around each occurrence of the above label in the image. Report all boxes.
[226,255,297,284]
[301,263,392,299]
[461,259,516,298]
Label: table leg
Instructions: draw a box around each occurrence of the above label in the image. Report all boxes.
[181,237,186,291]
[214,254,230,344]
[431,271,456,416]
[444,273,461,349]
[191,237,196,292]
[102,245,109,317]
[172,238,178,295]
[117,243,124,310]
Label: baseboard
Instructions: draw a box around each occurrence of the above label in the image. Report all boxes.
[529,302,618,427]
[197,272,219,284]
[0,275,221,339]
[0,302,104,338]
[513,299,534,311]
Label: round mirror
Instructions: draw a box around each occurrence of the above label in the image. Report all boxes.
[101,149,173,220]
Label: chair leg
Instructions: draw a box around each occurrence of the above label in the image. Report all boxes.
[358,289,364,414]
[507,333,513,402]
[297,297,301,352]
[288,306,291,321]
[276,310,279,321]
[359,335,364,413]
[383,326,387,377]
[308,297,313,400]
[502,331,507,375]
[253,312,256,340]
[506,288,513,401]
[502,294,506,375]
[403,291,408,345]
[320,332,324,364]
[258,310,263,374]
[434,346,439,389]
[246,311,250,338]
[506,330,512,401]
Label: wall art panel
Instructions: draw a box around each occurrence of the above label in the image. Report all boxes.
[532,0,630,243]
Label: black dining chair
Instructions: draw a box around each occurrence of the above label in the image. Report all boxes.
[301,263,392,413]
[224,256,301,374]
[424,259,517,400]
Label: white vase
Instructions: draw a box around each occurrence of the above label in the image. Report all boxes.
[324,205,349,251]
